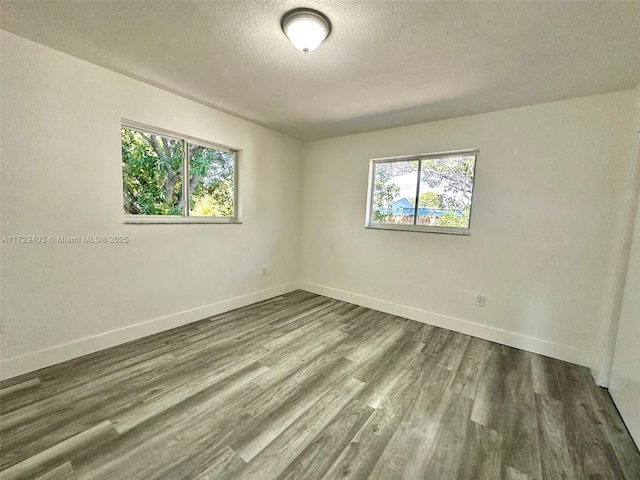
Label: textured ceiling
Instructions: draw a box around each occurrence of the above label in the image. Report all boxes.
[1,1,639,141]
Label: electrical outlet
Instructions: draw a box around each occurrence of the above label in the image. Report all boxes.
[261,266,269,276]
[475,294,486,307]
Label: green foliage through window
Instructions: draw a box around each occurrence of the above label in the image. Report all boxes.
[369,151,477,231]
[121,126,235,219]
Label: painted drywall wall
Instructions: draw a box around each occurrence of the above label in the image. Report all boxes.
[636,82,640,131]
[608,83,640,443]
[609,138,640,445]
[299,91,637,366]
[0,32,302,379]
[635,82,640,131]
[595,82,640,386]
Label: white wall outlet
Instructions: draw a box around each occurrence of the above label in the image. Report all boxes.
[475,294,486,307]
[261,265,269,276]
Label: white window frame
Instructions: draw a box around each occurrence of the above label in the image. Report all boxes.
[121,120,241,224]
[365,149,479,235]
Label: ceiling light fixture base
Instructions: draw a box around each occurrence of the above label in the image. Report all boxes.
[281,8,331,54]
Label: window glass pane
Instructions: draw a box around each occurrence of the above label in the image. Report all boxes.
[188,143,235,217]
[372,161,419,224]
[121,127,183,215]
[416,154,476,228]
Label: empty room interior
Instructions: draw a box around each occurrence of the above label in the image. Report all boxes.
[1,1,640,479]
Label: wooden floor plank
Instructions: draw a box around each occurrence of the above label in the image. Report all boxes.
[111,359,269,434]
[230,377,365,480]
[450,336,493,400]
[535,393,578,479]
[471,348,542,479]
[503,466,531,479]
[368,356,455,480]
[470,349,507,429]
[422,327,453,356]
[500,349,542,480]
[275,398,374,480]
[0,421,118,480]
[418,394,474,480]
[0,379,41,400]
[590,388,640,479]
[190,447,246,480]
[32,462,76,480]
[318,363,421,480]
[228,357,356,462]
[559,363,627,479]
[354,334,425,409]
[435,332,471,371]
[456,421,503,480]
[72,378,263,479]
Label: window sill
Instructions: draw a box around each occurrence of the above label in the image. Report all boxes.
[365,223,470,235]
[124,216,241,225]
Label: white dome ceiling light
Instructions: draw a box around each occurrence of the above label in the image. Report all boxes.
[281,8,331,54]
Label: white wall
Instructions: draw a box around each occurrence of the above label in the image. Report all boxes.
[300,91,637,366]
[608,83,640,442]
[595,82,640,385]
[609,137,640,444]
[636,83,640,131]
[0,32,302,379]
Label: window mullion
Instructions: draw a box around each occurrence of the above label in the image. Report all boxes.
[182,139,189,216]
[413,159,422,225]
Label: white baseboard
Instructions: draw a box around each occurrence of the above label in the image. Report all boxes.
[2,280,590,380]
[0,282,298,380]
[301,281,589,367]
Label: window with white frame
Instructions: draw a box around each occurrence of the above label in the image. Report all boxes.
[121,123,238,223]
[366,150,478,234]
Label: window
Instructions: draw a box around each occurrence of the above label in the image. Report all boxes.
[121,123,237,223]
[366,149,478,234]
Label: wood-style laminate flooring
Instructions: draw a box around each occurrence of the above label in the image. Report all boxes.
[1,291,639,480]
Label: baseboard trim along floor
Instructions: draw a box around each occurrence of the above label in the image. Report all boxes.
[299,281,588,367]
[0,283,299,380]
